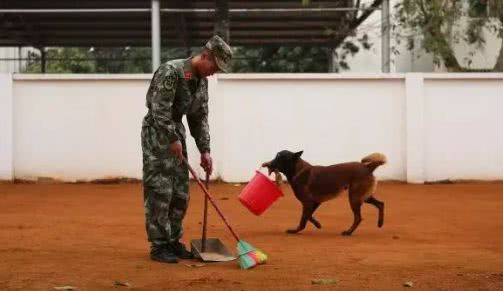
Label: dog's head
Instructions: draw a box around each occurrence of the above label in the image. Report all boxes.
[262,150,304,178]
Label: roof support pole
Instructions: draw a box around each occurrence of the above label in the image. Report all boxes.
[214,0,230,43]
[329,48,337,73]
[39,47,46,73]
[151,0,161,72]
[381,0,390,73]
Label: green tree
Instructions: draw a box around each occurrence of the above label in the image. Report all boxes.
[232,46,331,73]
[394,0,503,72]
[23,48,95,73]
[465,0,503,71]
[22,47,187,74]
[394,0,464,71]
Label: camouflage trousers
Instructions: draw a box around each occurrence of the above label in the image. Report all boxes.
[141,126,189,248]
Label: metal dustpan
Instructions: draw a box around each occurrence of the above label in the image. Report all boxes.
[190,173,235,262]
[191,238,235,262]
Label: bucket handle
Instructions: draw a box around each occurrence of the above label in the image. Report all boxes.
[255,168,284,195]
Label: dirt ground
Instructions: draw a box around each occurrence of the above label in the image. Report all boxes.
[1,182,503,291]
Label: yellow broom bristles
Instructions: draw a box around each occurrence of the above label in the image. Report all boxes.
[253,249,268,264]
[239,249,268,269]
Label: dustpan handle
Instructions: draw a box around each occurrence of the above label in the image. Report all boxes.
[201,172,209,252]
[183,158,241,242]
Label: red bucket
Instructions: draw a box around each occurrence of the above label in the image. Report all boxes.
[239,171,284,216]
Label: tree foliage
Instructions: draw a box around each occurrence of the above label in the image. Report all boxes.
[394,0,503,71]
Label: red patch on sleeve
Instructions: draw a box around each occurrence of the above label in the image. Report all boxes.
[184,71,192,80]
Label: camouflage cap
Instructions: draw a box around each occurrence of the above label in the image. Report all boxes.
[205,35,233,72]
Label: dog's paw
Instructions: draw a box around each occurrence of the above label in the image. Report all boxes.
[341,230,353,236]
[312,221,322,229]
[286,229,300,234]
[378,219,384,228]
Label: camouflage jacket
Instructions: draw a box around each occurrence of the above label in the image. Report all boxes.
[142,58,210,153]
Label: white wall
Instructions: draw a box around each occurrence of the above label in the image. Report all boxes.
[424,75,503,180]
[0,74,13,180]
[12,75,149,181]
[2,73,503,183]
[216,74,406,182]
[10,74,221,182]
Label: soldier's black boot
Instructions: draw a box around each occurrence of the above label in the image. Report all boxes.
[150,245,178,263]
[172,241,194,259]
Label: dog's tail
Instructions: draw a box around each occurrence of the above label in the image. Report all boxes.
[361,153,387,172]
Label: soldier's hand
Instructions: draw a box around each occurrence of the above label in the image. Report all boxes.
[169,141,184,161]
[200,152,213,175]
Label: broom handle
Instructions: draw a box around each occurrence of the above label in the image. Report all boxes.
[201,172,209,252]
[184,158,241,242]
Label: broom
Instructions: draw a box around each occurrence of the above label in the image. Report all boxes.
[183,158,268,269]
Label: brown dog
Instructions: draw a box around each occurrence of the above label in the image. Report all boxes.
[262,151,386,236]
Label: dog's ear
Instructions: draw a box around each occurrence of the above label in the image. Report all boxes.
[293,150,304,160]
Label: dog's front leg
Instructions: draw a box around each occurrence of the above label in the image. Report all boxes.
[308,202,322,229]
[286,203,312,234]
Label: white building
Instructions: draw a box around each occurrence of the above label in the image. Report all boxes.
[0,47,29,73]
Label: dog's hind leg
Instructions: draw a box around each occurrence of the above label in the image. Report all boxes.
[342,195,362,236]
[287,202,316,234]
[365,196,384,228]
[309,203,321,229]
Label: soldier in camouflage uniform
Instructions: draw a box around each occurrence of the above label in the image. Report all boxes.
[142,35,233,263]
